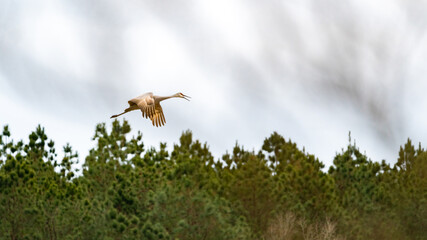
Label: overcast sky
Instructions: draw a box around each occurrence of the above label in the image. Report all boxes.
[1,0,427,168]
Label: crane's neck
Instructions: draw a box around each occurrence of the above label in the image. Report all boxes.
[155,94,177,102]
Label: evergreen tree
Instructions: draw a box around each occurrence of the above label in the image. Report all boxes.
[262,132,336,220]
[1,122,426,239]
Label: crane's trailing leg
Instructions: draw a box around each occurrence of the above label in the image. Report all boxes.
[110,107,133,118]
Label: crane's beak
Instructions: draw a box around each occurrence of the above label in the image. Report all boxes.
[182,94,191,101]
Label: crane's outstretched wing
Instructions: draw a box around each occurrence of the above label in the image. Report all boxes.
[150,103,166,127]
[128,93,156,118]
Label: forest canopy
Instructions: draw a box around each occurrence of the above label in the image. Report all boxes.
[0,120,426,240]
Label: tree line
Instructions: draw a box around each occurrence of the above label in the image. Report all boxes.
[0,120,426,240]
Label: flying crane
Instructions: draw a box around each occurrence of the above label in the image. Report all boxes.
[111,92,190,127]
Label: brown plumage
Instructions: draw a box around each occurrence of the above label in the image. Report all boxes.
[111,92,190,127]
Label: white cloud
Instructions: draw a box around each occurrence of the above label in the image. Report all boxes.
[17,0,93,80]
[1,0,427,168]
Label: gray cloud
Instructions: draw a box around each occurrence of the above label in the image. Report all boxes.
[1,0,426,166]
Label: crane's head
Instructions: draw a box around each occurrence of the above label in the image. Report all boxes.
[177,92,191,101]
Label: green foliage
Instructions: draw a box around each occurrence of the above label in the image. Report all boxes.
[0,122,426,240]
[328,137,387,239]
[218,144,274,237]
[262,132,336,219]
[0,125,81,240]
